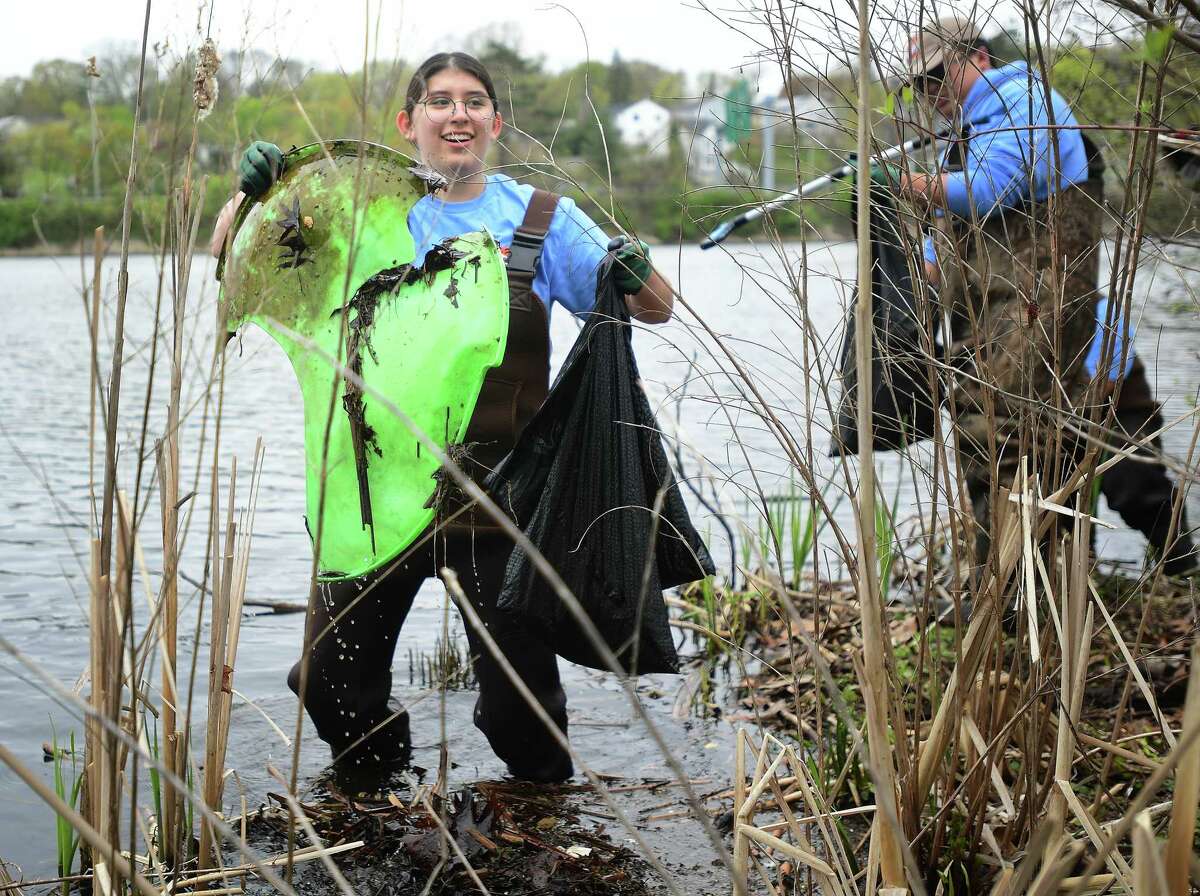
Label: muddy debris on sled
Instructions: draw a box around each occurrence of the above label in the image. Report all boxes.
[234,779,659,895]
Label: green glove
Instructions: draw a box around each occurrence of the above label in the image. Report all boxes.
[611,237,653,294]
[238,140,284,197]
[847,158,903,188]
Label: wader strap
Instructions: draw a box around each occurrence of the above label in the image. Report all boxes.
[508,188,560,275]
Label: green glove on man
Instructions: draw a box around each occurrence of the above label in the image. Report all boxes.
[611,236,653,295]
[238,141,284,197]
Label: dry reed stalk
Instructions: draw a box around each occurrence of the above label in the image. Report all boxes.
[1045,523,1093,867]
[1018,458,1041,664]
[915,486,1022,802]
[851,0,904,888]
[97,0,150,597]
[1057,781,1134,891]
[156,429,182,864]
[732,728,748,892]
[89,531,123,888]
[765,733,856,894]
[0,862,25,896]
[199,459,237,868]
[1087,579,1177,748]
[88,227,103,530]
[763,772,846,894]
[111,489,163,827]
[84,537,108,864]
[961,714,1017,820]
[165,841,365,892]
[157,176,209,868]
[1164,638,1200,895]
[199,443,264,868]
[85,4,150,884]
[1132,810,1167,896]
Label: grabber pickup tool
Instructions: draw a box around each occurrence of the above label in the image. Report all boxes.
[699,128,954,249]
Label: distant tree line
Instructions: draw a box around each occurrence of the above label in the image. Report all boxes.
[0,28,1197,249]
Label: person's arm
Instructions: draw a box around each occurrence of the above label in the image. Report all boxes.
[903,94,1048,215]
[626,272,673,323]
[543,197,674,324]
[617,246,673,324]
[211,141,284,259]
[922,232,941,289]
[210,192,246,258]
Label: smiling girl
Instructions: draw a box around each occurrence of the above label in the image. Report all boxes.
[212,52,674,790]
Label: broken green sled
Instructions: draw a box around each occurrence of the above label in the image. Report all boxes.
[219,141,509,580]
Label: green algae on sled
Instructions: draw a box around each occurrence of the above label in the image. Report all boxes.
[218,141,509,578]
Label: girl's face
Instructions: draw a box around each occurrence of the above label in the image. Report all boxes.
[396,68,503,182]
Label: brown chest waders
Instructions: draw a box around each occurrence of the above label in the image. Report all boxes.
[442,189,559,532]
[932,131,1106,566]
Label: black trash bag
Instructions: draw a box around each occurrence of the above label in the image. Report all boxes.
[483,259,715,675]
[832,184,940,455]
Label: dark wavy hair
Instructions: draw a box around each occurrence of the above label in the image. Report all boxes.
[404,52,499,115]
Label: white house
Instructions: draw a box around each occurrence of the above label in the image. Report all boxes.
[614,99,671,156]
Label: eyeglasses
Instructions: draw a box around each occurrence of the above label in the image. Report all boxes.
[914,63,946,96]
[417,96,496,122]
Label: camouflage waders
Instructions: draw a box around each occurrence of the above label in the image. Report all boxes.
[931,175,1104,565]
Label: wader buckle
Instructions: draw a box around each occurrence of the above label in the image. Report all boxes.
[507,230,546,275]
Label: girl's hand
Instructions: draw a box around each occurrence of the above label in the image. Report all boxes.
[610,237,653,295]
[609,236,673,324]
[238,141,284,197]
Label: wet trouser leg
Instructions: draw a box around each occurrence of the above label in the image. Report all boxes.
[444,534,572,782]
[1100,359,1195,573]
[287,552,427,769]
[287,533,572,780]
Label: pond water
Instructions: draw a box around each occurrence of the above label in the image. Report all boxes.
[0,240,1196,880]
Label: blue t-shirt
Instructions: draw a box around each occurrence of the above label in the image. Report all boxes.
[406,174,610,317]
[923,61,1090,266]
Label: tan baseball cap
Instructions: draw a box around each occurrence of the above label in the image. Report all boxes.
[906,13,983,80]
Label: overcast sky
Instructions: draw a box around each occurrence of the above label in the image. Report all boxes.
[1,0,784,88]
[2,0,1126,98]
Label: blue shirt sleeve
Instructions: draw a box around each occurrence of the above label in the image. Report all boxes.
[943,68,1088,218]
[540,196,611,316]
[923,233,937,267]
[1085,295,1137,381]
[944,113,1040,216]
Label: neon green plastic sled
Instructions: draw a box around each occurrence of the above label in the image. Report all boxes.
[219,141,509,579]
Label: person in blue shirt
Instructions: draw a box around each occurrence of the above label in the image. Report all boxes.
[899,15,1106,570]
[211,52,675,793]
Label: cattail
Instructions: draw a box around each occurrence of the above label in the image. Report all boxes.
[193,38,219,118]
